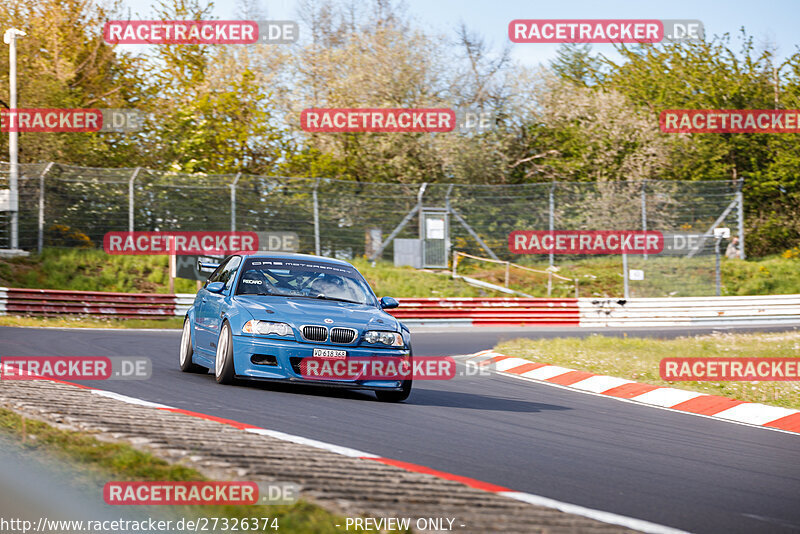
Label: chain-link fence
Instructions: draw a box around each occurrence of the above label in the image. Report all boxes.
[0,162,743,296]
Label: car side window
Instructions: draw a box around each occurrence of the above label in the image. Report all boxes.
[220,256,242,291]
[206,258,231,284]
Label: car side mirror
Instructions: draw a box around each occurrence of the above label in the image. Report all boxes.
[206,281,225,294]
[380,296,399,309]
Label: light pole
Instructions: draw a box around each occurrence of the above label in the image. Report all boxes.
[4,28,26,250]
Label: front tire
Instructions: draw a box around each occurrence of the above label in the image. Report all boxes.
[179,317,207,373]
[215,321,236,384]
[375,350,413,402]
[375,379,412,402]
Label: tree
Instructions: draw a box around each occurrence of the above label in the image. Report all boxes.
[0,0,148,166]
[550,43,601,86]
[139,0,287,174]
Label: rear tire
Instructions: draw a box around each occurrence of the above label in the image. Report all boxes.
[215,321,236,384]
[375,350,413,402]
[179,317,207,373]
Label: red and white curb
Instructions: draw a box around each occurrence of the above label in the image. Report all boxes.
[469,350,800,435]
[12,377,685,534]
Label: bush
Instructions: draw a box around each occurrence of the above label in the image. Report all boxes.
[46,224,94,249]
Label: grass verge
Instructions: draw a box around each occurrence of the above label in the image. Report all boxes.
[0,406,401,533]
[5,248,799,300]
[0,248,483,298]
[495,330,800,410]
[0,315,183,329]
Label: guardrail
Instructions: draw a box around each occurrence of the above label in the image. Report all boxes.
[390,297,579,326]
[579,295,800,327]
[0,287,181,318]
[1,287,798,328]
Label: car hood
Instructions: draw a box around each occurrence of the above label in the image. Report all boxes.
[234,295,400,331]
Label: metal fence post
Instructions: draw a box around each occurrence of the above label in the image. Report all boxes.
[641,180,647,260]
[548,182,556,268]
[622,253,629,299]
[715,237,722,295]
[736,181,745,259]
[8,29,21,250]
[230,173,241,232]
[313,178,320,256]
[37,162,54,254]
[128,167,141,232]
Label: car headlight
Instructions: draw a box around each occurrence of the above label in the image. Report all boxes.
[242,320,293,336]
[363,330,404,347]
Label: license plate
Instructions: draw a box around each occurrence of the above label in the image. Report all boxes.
[313,348,347,359]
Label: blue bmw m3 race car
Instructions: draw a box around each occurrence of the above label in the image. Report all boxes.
[179,252,413,401]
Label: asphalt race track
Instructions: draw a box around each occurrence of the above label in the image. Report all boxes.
[2,324,800,534]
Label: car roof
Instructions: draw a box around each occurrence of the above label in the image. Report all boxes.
[231,251,354,267]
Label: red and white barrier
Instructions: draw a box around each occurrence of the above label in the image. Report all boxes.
[0,287,186,318]
[1,288,798,328]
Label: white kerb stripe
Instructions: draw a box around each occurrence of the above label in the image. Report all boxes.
[468,354,500,365]
[91,389,173,409]
[631,388,705,408]
[519,365,573,380]
[570,375,634,393]
[712,402,799,426]
[246,427,378,459]
[493,358,531,372]
[499,491,689,534]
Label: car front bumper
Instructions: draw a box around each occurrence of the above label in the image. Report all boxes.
[231,335,411,390]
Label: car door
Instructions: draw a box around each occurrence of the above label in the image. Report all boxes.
[202,255,242,353]
[195,257,235,354]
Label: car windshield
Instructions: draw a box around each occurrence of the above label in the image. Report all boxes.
[235,258,376,306]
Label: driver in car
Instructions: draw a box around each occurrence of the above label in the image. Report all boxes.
[309,274,352,301]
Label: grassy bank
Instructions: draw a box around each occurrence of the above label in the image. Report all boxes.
[0,407,393,533]
[1,248,799,301]
[495,330,800,410]
[0,248,481,298]
[456,254,800,298]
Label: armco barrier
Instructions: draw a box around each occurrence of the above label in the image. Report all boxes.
[579,295,800,327]
[0,287,182,318]
[0,289,580,326]
[389,298,579,326]
[0,288,798,328]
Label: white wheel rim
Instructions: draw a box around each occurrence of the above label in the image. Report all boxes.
[215,325,229,378]
[179,320,190,366]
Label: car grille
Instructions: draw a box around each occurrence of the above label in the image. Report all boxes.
[302,325,327,342]
[330,327,357,344]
